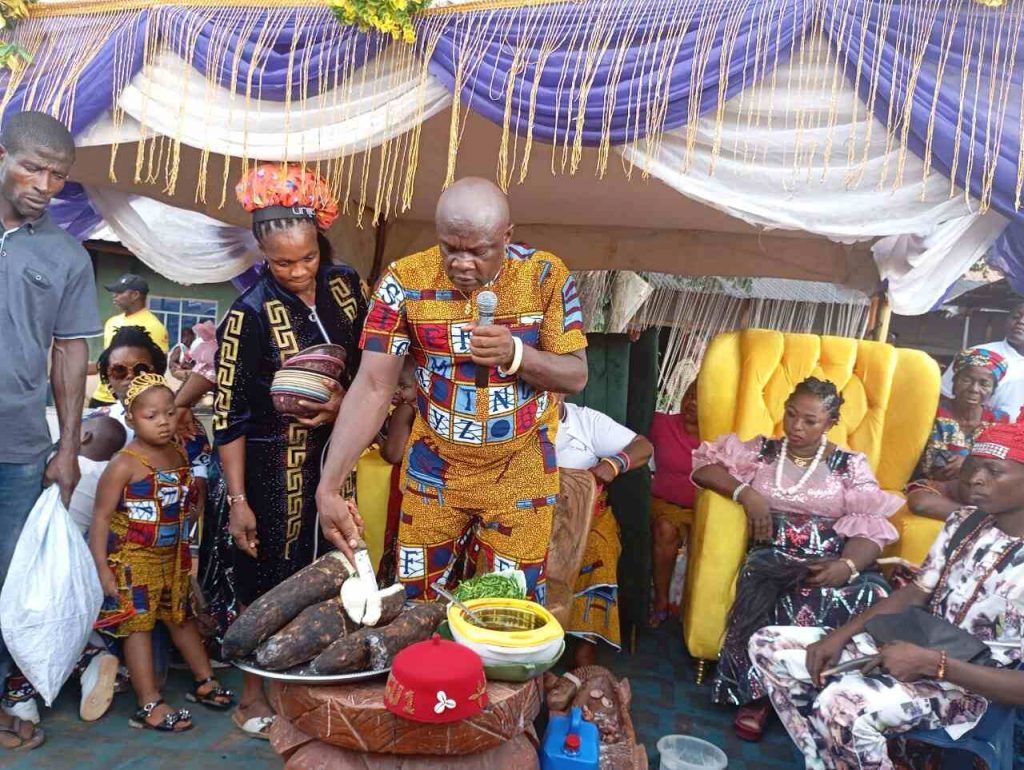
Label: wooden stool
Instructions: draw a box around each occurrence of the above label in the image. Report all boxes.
[268,677,542,756]
[272,717,541,769]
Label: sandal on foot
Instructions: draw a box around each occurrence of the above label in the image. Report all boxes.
[185,677,235,711]
[734,701,771,742]
[232,709,273,740]
[129,700,193,733]
[0,717,44,751]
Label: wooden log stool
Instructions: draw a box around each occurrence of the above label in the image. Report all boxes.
[267,677,542,756]
[271,717,541,769]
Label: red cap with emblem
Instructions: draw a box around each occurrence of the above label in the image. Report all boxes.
[384,635,488,724]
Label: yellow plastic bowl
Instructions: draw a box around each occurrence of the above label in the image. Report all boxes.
[447,598,564,649]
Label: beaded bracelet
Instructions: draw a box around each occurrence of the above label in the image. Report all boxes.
[613,451,632,473]
[731,482,749,502]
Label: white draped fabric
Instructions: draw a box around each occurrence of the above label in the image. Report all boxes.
[85,185,261,284]
[616,50,1008,315]
[78,46,452,160]
[72,35,1005,310]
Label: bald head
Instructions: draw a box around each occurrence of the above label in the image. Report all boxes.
[436,177,513,292]
[436,177,511,233]
[80,414,127,462]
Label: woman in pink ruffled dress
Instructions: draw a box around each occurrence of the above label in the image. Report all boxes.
[691,377,902,741]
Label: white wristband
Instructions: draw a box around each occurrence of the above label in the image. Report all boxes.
[731,483,749,502]
[498,336,524,377]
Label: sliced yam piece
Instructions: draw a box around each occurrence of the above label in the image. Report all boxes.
[363,584,406,627]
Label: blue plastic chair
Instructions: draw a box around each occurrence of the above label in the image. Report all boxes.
[905,701,1017,770]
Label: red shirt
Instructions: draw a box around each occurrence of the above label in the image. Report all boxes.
[649,412,700,507]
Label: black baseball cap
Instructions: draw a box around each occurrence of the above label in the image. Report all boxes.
[104,273,149,293]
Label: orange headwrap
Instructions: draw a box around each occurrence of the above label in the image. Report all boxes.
[235,163,339,232]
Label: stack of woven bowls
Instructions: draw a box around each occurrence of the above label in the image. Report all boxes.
[271,343,347,417]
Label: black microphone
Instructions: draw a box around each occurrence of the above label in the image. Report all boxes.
[475,290,498,388]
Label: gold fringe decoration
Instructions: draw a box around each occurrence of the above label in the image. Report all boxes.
[5,0,1023,221]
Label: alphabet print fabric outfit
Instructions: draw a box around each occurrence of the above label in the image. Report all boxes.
[361,243,588,601]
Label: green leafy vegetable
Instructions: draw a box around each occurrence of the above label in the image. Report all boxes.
[453,571,526,602]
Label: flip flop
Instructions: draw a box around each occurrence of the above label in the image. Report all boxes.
[734,701,771,742]
[232,709,274,741]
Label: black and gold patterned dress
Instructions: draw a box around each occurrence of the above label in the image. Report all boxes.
[213,264,366,604]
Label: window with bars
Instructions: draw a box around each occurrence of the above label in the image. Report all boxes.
[148,296,218,346]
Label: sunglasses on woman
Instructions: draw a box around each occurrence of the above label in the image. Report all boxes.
[108,362,155,380]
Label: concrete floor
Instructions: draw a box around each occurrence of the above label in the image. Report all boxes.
[0,668,275,770]
[0,623,806,770]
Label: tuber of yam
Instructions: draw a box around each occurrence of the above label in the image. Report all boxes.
[365,602,447,670]
[255,598,357,671]
[222,551,354,659]
[309,626,375,675]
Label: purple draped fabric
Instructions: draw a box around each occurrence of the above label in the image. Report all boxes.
[156,8,380,101]
[49,183,102,241]
[0,13,148,136]
[425,0,810,145]
[5,1,1024,292]
[0,6,379,131]
[825,1,1024,291]
[231,262,265,292]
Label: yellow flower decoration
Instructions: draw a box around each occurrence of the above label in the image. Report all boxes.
[327,0,430,43]
[0,0,35,71]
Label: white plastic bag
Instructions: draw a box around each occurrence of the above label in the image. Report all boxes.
[0,486,103,705]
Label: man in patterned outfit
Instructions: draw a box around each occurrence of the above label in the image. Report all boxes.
[317,177,588,601]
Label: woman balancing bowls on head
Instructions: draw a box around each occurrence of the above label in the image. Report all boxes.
[214,165,367,739]
[690,377,903,742]
[750,422,1024,770]
[907,347,1009,521]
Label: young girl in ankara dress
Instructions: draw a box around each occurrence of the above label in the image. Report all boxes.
[91,374,233,733]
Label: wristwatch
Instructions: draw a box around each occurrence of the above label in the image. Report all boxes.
[841,557,860,583]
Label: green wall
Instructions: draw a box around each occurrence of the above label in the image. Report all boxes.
[88,248,238,357]
[570,331,659,651]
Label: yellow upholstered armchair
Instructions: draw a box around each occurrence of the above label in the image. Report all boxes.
[683,330,941,681]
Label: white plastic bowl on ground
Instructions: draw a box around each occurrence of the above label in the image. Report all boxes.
[657,734,727,770]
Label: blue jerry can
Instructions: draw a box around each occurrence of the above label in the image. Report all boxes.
[540,706,600,770]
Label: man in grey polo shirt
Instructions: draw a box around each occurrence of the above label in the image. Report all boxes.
[0,111,100,750]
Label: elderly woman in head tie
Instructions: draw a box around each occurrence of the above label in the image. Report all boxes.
[214,164,367,739]
[690,377,902,741]
[749,421,1024,770]
[907,347,1009,522]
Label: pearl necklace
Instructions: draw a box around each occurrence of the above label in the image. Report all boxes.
[774,435,828,495]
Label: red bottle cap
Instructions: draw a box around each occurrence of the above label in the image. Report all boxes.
[565,733,581,751]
